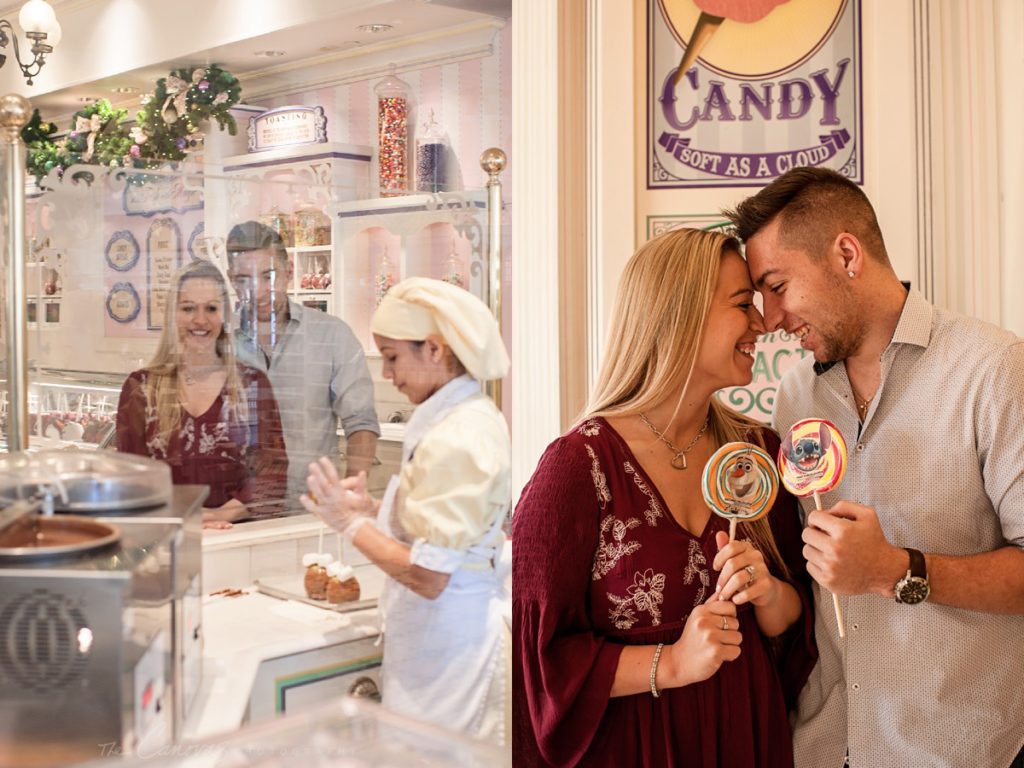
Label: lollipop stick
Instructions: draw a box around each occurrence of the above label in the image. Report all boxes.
[317,522,324,554]
[728,518,737,542]
[813,490,846,638]
[673,12,725,86]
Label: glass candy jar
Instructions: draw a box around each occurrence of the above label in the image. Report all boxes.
[259,206,292,247]
[375,248,396,306]
[415,110,449,193]
[375,67,411,197]
[441,244,464,288]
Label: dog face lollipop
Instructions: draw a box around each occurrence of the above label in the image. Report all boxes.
[702,442,780,528]
[777,418,847,497]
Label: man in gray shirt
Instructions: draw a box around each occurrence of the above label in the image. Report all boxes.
[226,221,379,505]
[724,167,1024,768]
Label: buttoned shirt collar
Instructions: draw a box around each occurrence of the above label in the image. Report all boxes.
[812,289,932,376]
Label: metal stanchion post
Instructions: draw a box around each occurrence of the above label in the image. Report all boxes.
[1,93,32,452]
[479,147,506,409]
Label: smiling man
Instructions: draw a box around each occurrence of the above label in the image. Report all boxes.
[226,221,379,507]
[724,167,1024,768]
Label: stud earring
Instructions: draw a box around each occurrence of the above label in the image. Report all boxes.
[847,271,855,278]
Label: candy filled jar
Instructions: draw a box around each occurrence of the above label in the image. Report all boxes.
[375,67,412,197]
[415,110,450,193]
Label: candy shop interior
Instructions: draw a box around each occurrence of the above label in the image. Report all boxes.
[0,1,522,765]
[1,0,1021,765]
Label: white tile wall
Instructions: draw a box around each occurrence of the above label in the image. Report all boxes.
[203,547,251,592]
[249,539,299,581]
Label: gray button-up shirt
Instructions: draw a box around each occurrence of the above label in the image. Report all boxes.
[773,290,1024,768]
[236,301,380,501]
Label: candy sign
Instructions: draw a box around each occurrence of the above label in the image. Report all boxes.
[648,0,862,188]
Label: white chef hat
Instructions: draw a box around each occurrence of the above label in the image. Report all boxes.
[371,277,510,381]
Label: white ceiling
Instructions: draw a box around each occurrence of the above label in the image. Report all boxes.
[2,0,509,122]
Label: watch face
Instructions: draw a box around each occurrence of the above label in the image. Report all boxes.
[897,577,930,605]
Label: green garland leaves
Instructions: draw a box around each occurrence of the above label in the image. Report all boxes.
[23,64,242,179]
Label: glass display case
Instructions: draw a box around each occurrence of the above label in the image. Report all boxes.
[0,368,122,450]
[80,696,508,767]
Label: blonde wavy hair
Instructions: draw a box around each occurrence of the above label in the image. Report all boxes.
[585,227,789,576]
[144,259,247,443]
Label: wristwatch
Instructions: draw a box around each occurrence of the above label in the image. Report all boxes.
[894,547,930,604]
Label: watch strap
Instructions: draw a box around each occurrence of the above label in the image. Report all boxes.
[905,547,926,579]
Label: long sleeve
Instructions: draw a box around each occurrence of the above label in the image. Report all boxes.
[116,370,148,457]
[329,320,380,437]
[512,436,625,768]
[398,400,510,569]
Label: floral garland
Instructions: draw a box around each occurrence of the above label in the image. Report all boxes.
[23,64,241,178]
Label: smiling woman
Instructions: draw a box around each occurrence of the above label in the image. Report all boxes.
[115,259,288,528]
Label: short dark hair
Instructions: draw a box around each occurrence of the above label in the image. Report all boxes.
[225,221,288,269]
[723,167,889,264]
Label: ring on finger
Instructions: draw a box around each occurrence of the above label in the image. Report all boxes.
[721,616,729,631]
[744,564,756,586]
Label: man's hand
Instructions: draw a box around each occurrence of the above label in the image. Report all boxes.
[801,501,906,596]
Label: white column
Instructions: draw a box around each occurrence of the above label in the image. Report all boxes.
[914,0,1003,324]
[510,0,562,498]
[996,0,1024,336]
[587,0,636,387]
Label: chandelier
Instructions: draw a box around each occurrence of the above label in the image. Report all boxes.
[0,0,61,86]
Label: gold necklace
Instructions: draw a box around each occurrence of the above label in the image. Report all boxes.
[854,389,876,421]
[639,413,710,470]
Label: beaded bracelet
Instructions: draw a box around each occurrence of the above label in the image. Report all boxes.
[650,642,664,698]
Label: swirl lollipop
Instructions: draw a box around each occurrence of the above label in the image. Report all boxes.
[778,418,849,636]
[702,441,780,541]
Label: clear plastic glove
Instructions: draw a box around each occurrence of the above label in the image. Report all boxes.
[299,458,375,540]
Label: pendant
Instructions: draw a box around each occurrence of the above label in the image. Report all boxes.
[671,453,688,470]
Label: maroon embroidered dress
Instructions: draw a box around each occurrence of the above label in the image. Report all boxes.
[116,366,288,518]
[513,418,816,767]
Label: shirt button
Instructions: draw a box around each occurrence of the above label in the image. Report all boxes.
[852,623,859,630]
[852,683,861,691]
[855,443,865,452]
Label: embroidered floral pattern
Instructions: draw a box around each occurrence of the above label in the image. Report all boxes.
[607,593,638,629]
[577,419,602,437]
[592,515,641,580]
[585,444,611,509]
[607,568,666,628]
[624,461,664,527]
[682,539,710,608]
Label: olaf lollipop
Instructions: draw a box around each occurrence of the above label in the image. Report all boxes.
[778,417,849,636]
[702,441,780,541]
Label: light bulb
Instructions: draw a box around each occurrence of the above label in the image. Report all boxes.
[18,0,56,35]
[42,18,60,48]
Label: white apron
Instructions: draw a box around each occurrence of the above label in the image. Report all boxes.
[375,376,510,745]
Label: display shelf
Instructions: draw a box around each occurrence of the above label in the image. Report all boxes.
[220,146,490,354]
[1,369,124,448]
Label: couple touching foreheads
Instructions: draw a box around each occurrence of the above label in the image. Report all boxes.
[513,167,1024,768]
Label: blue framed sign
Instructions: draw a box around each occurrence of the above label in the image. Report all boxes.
[106,282,142,324]
[146,218,182,330]
[105,230,140,272]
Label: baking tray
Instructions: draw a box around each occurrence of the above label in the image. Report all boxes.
[255,565,385,614]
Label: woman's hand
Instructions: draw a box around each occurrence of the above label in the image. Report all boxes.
[713,531,779,607]
[300,458,377,537]
[202,498,247,530]
[664,592,742,687]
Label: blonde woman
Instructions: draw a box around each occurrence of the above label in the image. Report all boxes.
[116,259,287,528]
[513,228,816,767]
